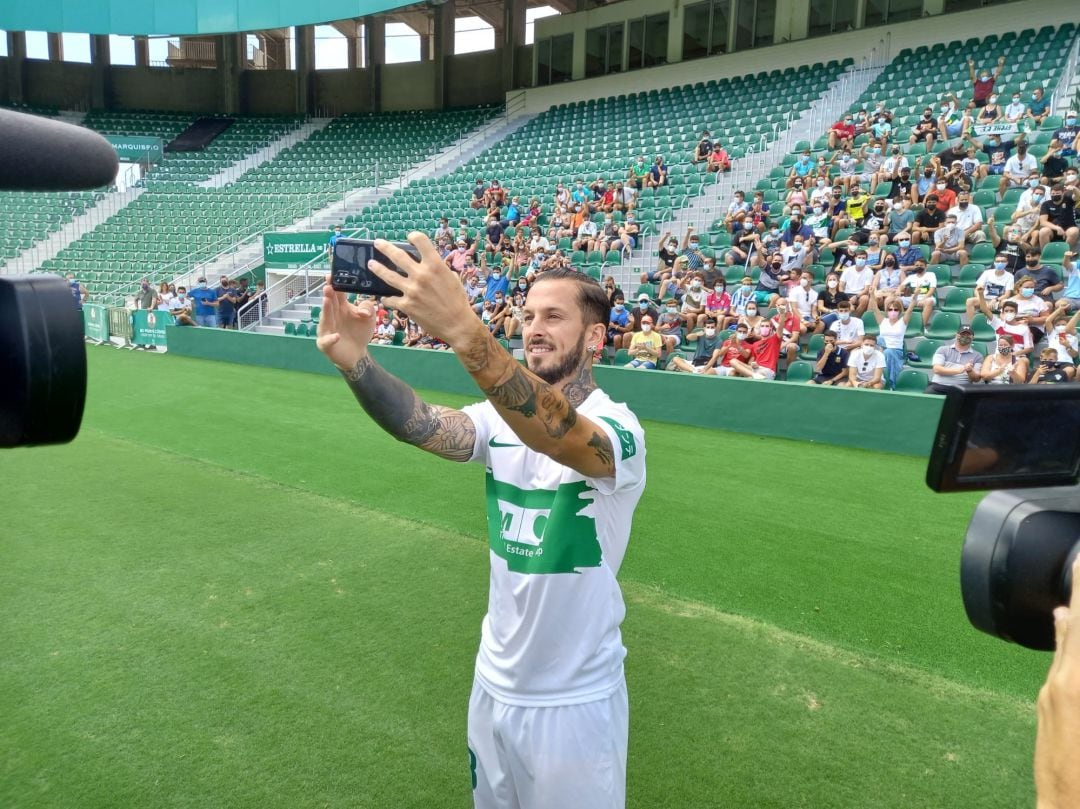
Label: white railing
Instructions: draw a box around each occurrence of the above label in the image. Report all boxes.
[236,254,329,332]
[1051,35,1080,113]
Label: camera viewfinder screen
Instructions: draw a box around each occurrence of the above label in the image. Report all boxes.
[957,395,1080,485]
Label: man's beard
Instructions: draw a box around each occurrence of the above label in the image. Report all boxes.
[528,334,587,385]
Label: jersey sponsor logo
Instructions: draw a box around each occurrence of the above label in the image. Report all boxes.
[484,473,602,574]
[598,416,636,461]
[488,437,522,448]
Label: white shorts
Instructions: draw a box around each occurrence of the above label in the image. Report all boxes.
[468,678,628,809]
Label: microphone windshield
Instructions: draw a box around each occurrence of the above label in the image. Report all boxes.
[0,109,119,192]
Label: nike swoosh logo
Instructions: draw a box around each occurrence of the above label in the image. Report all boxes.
[488,438,523,448]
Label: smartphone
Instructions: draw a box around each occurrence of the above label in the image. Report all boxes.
[330,238,416,297]
[926,386,1080,492]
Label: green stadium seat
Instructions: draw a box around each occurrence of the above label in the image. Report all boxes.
[785,360,815,382]
[895,369,930,392]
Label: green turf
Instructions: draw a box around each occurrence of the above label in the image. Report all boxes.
[0,347,1049,807]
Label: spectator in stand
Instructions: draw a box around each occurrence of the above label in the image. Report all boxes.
[926,324,984,394]
[838,251,874,316]
[723,190,750,232]
[679,273,707,332]
[485,179,505,208]
[1053,111,1079,157]
[154,280,173,311]
[680,227,706,272]
[772,297,803,366]
[965,256,1015,321]
[668,318,725,374]
[596,215,620,259]
[470,178,487,209]
[570,179,590,209]
[658,256,690,302]
[548,205,574,243]
[656,299,684,353]
[867,290,919,389]
[1028,347,1073,384]
[167,286,196,327]
[909,107,939,154]
[911,194,945,245]
[813,271,848,334]
[626,316,662,369]
[789,270,818,327]
[616,179,637,212]
[843,333,886,389]
[188,276,218,327]
[1019,248,1063,302]
[991,210,1040,264]
[899,260,938,325]
[892,233,921,269]
[135,277,158,311]
[448,237,476,274]
[1011,274,1052,343]
[1026,87,1051,128]
[966,131,1017,182]
[828,114,856,151]
[968,55,1006,108]
[858,140,885,194]
[646,155,668,190]
[607,294,632,348]
[808,331,849,385]
[831,147,859,193]
[1058,251,1080,312]
[870,253,903,308]
[692,130,712,164]
[1041,141,1071,186]
[645,231,679,286]
[723,276,757,331]
[504,196,522,226]
[977,289,1035,359]
[788,151,815,189]
[484,216,505,257]
[729,318,781,380]
[620,294,659,350]
[977,94,1004,125]
[827,298,864,351]
[938,94,972,142]
[611,214,639,256]
[707,141,731,173]
[932,212,970,268]
[573,216,598,255]
[980,333,1029,384]
[949,190,986,249]
[597,183,617,214]
[702,279,731,327]
[1038,182,1080,252]
[1003,91,1026,124]
[886,199,916,246]
[1042,303,1080,378]
[372,312,396,345]
[1001,141,1040,199]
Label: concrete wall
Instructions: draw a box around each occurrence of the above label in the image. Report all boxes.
[242,69,301,115]
[381,60,437,111]
[446,50,503,108]
[165,325,945,457]
[313,68,374,114]
[525,0,1070,112]
[24,59,94,109]
[108,65,221,112]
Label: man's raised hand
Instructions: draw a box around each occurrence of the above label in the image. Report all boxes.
[316,276,377,372]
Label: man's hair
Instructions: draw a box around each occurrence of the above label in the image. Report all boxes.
[1002,300,1018,311]
[530,268,610,328]
[837,299,852,309]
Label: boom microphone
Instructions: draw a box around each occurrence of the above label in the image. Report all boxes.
[0,108,119,192]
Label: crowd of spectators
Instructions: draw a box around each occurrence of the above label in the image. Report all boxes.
[128,274,267,330]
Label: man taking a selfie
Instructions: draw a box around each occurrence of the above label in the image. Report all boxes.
[317,232,646,809]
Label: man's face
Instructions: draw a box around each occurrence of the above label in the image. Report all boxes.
[522,281,592,385]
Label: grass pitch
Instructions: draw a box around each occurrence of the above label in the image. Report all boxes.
[0,347,1050,808]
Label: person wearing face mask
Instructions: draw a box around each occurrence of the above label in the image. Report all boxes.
[813,271,849,333]
[909,109,938,153]
[607,295,632,348]
[134,277,158,311]
[926,325,984,394]
[610,215,639,258]
[679,226,706,271]
[1000,142,1039,199]
[708,324,751,376]
[788,270,818,326]
[1018,250,1063,301]
[771,297,804,366]
[1039,302,1080,379]
[723,276,757,331]
[1036,182,1080,253]
[931,214,970,268]
[188,276,218,327]
[737,300,765,338]
[702,280,731,328]
[626,316,663,369]
[965,131,1016,182]
[1028,347,1073,384]
[1003,93,1026,124]
[668,318,726,374]
[826,298,864,351]
[646,231,680,286]
[655,298,684,353]
[788,151,815,188]
[857,140,885,194]
[1009,276,1051,342]
[965,257,1015,321]
[976,93,1002,125]
[596,215,620,260]
[911,194,945,246]
[1039,139,1071,187]
[707,141,731,173]
[167,286,196,327]
[808,331,849,386]
[621,294,659,350]
[900,262,938,326]
[870,255,903,308]
[753,252,789,309]
[975,291,1033,360]
[679,273,708,332]
[980,335,1028,385]
[1058,251,1080,313]
[1052,111,1079,158]
[1025,87,1051,128]
[838,251,874,317]
[967,54,1006,108]
[827,115,855,151]
[867,289,919,389]
[728,320,781,380]
[842,334,885,389]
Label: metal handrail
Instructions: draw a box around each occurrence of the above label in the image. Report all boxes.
[236,251,330,332]
[1051,35,1080,115]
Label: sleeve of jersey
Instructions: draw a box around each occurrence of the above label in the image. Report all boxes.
[583,405,646,496]
[460,402,494,466]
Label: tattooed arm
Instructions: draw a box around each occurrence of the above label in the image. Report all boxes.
[341,354,476,462]
[455,321,616,480]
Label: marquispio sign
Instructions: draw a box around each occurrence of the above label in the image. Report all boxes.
[106,135,165,163]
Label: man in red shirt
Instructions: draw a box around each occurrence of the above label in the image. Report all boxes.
[729,321,782,380]
[828,115,856,151]
[969,55,1006,108]
[771,298,804,366]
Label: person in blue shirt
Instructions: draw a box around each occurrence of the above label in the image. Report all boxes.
[215,277,240,328]
[188,277,219,327]
[474,267,511,314]
[65,274,85,309]
[893,236,923,268]
[505,197,522,226]
[607,295,631,346]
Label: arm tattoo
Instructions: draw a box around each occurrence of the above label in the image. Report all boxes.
[342,355,475,462]
[587,431,615,474]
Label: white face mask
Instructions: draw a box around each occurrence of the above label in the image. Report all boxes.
[641,324,652,333]
[827,280,838,289]
[1055,325,1067,334]
[1003,311,1016,323]
[863,345,876,356]
[705,328,717,337]
[800,278,810,288]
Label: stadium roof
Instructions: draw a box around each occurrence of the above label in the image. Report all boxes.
[0,0,453,37]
